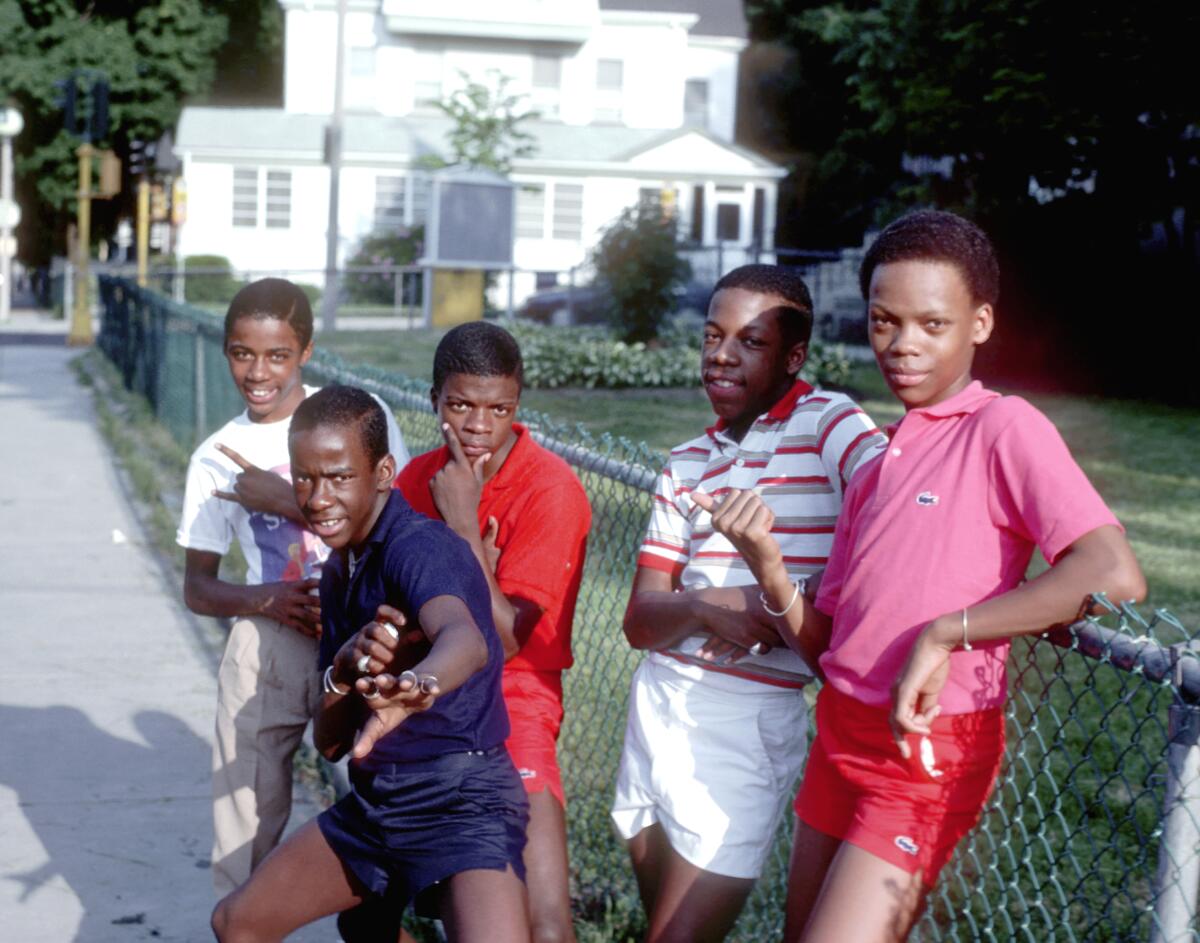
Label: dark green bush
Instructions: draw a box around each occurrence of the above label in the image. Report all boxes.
[345,227,424,306]
[507,322,851,390]
[592,203,692,343]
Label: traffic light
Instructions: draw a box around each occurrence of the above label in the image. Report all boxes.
[90,79,109,142]
[56,78,80,136]
[128,139,146,178]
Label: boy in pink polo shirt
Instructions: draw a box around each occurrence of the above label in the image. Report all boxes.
[695,210,1146,942]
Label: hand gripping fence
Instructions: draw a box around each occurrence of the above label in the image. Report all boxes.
[97,276,1199,941]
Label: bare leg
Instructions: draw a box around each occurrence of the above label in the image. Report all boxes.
[524,790,577,943]
[799,842,928,943]
[212,819,364,943]
[441,864,531,943]
[782,822,842,941]
[628,823,755,943]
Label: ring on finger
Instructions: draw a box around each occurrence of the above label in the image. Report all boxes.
[356,654,371,674]
[749,641,767,656]
[361,680,381,700]
[418,674,439,695]
[398,670,419,689]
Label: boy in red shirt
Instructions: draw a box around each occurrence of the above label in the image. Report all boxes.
[696,210,1146,941]
[396,322,592,943]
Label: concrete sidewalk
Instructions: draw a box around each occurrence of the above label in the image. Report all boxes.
[0,325,335,941]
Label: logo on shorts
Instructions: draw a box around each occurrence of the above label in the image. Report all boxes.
[894,835,920,856]
[518,767,537,781]
[916,491,939,506]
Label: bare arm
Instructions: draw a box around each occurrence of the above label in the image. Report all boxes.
[622,565,781,654]
[691,490,833,668]
[891,524,1146,751]
[182,548,321,637]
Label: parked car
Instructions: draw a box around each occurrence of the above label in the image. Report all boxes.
[518,281,711,327]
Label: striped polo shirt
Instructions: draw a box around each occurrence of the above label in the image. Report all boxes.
[637,379,887,689]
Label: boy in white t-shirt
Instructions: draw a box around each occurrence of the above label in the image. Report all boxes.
[176,278,408,895]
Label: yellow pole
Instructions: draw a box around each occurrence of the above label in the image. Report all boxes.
[136,178,149,287]
[68,143,93,346]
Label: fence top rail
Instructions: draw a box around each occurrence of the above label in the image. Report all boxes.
[103,276,1197,696]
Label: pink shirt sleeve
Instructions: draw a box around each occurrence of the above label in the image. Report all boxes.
[987,398,1121,564]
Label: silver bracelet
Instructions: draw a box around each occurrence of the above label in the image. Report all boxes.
[961,607,972,651]
[322,664,351,696]
[760,580,801,617]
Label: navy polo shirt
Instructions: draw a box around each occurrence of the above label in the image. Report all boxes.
[317,490,509,764]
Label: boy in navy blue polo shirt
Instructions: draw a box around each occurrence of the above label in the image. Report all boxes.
[211,386,530,943]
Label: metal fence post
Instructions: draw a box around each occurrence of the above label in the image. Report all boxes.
[194,324,206,447]
[1151,696,1200,943]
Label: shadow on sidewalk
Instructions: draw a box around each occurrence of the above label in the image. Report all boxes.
[0,705,212,941]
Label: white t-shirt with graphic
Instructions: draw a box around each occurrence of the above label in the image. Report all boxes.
[175,386,410,586]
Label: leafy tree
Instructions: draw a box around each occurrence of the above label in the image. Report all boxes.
[592,202,692,344]
[437,71,538,174]
[344,227,425,306]
[0,0,278,266]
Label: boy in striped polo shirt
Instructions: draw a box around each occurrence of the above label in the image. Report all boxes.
[612,265,887,939]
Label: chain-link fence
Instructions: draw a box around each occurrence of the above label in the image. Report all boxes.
[96,276,1199,941]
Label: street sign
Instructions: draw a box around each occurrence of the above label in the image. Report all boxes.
[0,198,19,228]
[0,107,23,138]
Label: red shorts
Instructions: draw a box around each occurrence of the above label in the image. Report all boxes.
[795,684,1004,884]
[502,669,565,807]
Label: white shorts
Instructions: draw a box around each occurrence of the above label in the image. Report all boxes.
[611,656,810,879]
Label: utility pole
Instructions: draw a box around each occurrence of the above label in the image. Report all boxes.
[68,141,94,345]
[320,0,348,334]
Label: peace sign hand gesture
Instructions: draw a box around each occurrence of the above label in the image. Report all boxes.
[211,443,301,521]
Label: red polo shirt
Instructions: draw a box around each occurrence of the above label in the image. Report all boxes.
[395,423,591,672]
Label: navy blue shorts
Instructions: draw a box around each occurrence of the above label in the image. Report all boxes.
[318,744,529,910]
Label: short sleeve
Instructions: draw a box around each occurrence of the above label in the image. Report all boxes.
[635,461,691,580]
[816,395,889,495]
[176,449,234,555]
[987,400,1121,565]
[495,482,591,613]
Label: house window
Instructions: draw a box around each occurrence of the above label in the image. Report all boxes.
[414,49,444,111]
[265,171,292,229]
[374,175,407,232]
[517,184,546,238]
[532,54,562,119]
[716,202,740,242]
[684,79,709,128]
[552,183,583,240]
[595,59,623,123]
[232,167,258,227]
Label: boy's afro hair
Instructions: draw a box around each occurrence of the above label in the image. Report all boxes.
[224,277,314,349]
[712,264,814,348]
[859,209,1000,307]
[290,385,388,468]
[432,321,524,394]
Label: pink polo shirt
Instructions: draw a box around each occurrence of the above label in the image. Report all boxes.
[815,381,1121,714]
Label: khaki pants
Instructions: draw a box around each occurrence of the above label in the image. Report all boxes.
[211,615,320,896]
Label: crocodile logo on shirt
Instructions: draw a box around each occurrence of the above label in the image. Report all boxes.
[916,491,939,506]
[895,835,920,856]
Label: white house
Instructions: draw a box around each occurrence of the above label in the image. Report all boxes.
[173,0,785,297]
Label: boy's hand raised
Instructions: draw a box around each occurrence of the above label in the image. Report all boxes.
[431,423,490,534]
[335,605,425,681]
[692,489,783,576]
[351,670,441,758]
[256,578,322,637]
[212,444,300,520]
